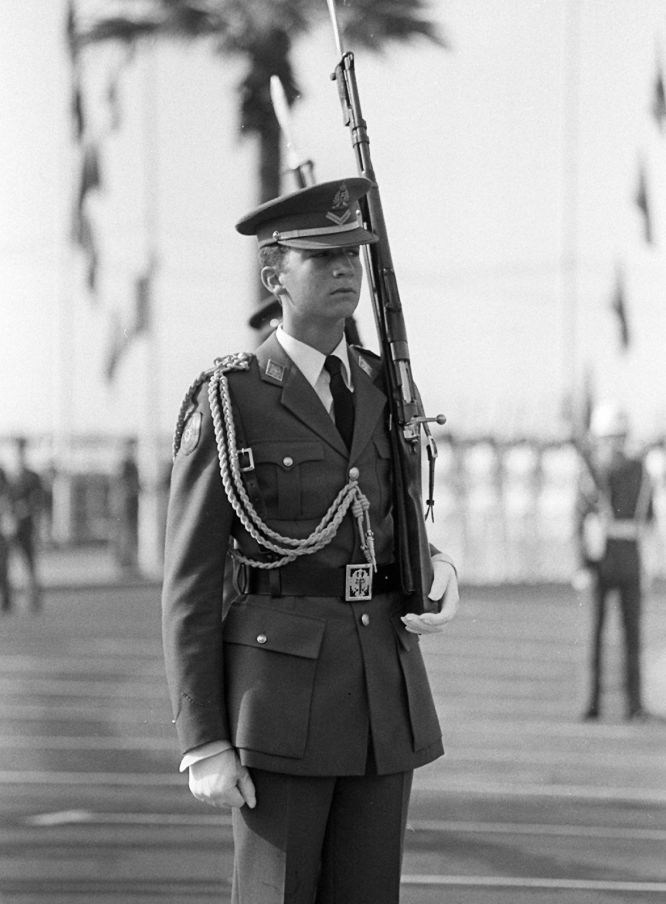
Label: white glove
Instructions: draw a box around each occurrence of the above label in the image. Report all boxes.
[401,553,460,635]
[188,748,256,809]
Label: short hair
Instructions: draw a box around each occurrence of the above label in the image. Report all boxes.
[258,243,289,273]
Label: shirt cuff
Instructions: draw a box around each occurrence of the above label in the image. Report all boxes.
[179,740,233,772]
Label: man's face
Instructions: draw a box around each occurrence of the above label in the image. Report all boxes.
[264,246,363,327]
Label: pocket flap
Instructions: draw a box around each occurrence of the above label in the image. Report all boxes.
[373,435,392,459]
[224,603,325,659]
[251,441,324,470]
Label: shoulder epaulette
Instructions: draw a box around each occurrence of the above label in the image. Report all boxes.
[213,351,253,373]
[172,354,254,459]
[352,345,383,380]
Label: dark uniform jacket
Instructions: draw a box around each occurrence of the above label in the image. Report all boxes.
[576,454,653,582]
[161,332,444,776]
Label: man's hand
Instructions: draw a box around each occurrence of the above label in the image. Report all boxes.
[401,555,459,635]
[188,748,256,809]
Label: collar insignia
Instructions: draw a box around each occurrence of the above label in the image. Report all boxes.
[265,359,286,382]
[357,356,373,377]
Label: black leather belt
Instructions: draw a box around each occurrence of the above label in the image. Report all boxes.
[246,562,400,601]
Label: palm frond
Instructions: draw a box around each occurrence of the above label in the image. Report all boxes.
[336,0,447,51]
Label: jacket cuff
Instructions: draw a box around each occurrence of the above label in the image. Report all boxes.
[179,739,233,772]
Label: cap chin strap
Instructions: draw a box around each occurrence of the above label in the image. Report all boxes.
[270,220,361,243]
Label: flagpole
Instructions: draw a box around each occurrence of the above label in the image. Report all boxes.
[53,12,81,547]
[53,165,77,546]
[562,0,581,425]
[137,43,163,578]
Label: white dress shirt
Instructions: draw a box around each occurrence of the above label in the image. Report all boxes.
[276,326,354,419]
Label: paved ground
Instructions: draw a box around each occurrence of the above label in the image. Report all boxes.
[0,547,665,902]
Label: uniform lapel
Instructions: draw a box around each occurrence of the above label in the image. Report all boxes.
[254,335,387,458]
[348,351,387,461]
[255,333,347,455]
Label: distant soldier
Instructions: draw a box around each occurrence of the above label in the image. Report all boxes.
[9,437,44,611]
[113,438,140,574]
[574,403,654,722]
[0,467,13,612]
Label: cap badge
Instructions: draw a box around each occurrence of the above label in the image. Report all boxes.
[331,184,351,209]
[326,184,353,226]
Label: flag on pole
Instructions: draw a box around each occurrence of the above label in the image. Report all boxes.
[610,265,630,352]
[104,312,129,383]
[104,261,155,382]
[134,265,153,335]
[77,143,102,208]
[579,366,595,434]
[65,0,77,62]
[71,206,99,294]
[652,61,666,133]
[634,159,654,245]
[71,79,85,141]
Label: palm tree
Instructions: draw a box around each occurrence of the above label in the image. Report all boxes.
[71,0,445,202]
[69,1,446,308]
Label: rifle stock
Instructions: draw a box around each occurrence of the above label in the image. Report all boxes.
[330,47,442,613]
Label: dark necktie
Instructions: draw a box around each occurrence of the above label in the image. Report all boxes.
[324,355,354,448]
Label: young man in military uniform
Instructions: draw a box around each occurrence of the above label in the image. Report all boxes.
[575,402,654,722]
[161,177,459,904]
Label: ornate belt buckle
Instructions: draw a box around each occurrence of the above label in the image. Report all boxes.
[345,564,373,602]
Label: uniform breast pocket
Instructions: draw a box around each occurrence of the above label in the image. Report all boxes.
[250,441,325,519]
[223,602,326,759]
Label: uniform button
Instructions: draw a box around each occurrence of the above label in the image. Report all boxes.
[256,634,268,645]
[360,613,370,626]
[282,456,294,468]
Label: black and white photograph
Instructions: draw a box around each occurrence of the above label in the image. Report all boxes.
[1,1,665,901]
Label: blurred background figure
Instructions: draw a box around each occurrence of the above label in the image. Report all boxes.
[0,466,13,612]
[574,402,655,722]
[8,437,44,612]
[113,437,140,576]
[248,296,283,342]
[39,461,58,548]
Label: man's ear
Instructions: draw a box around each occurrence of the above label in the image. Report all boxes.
[261,266,282,296]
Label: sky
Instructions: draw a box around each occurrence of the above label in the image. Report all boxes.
[1,0,665,448]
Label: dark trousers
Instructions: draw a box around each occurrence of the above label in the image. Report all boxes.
[231,768,413,904]
[13,521,41,610]
[588,572,642,715]
[0,537,11,611]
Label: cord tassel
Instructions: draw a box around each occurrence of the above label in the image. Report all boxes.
[204,365,376,571]
[349,471,376,571]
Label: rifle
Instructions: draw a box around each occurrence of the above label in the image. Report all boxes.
[325,0,446,613]
[269,75,315,189]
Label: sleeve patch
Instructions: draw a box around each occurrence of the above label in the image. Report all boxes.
[181,411,203,455]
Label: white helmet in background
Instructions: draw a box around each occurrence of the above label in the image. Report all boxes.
[589,402,629,439]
